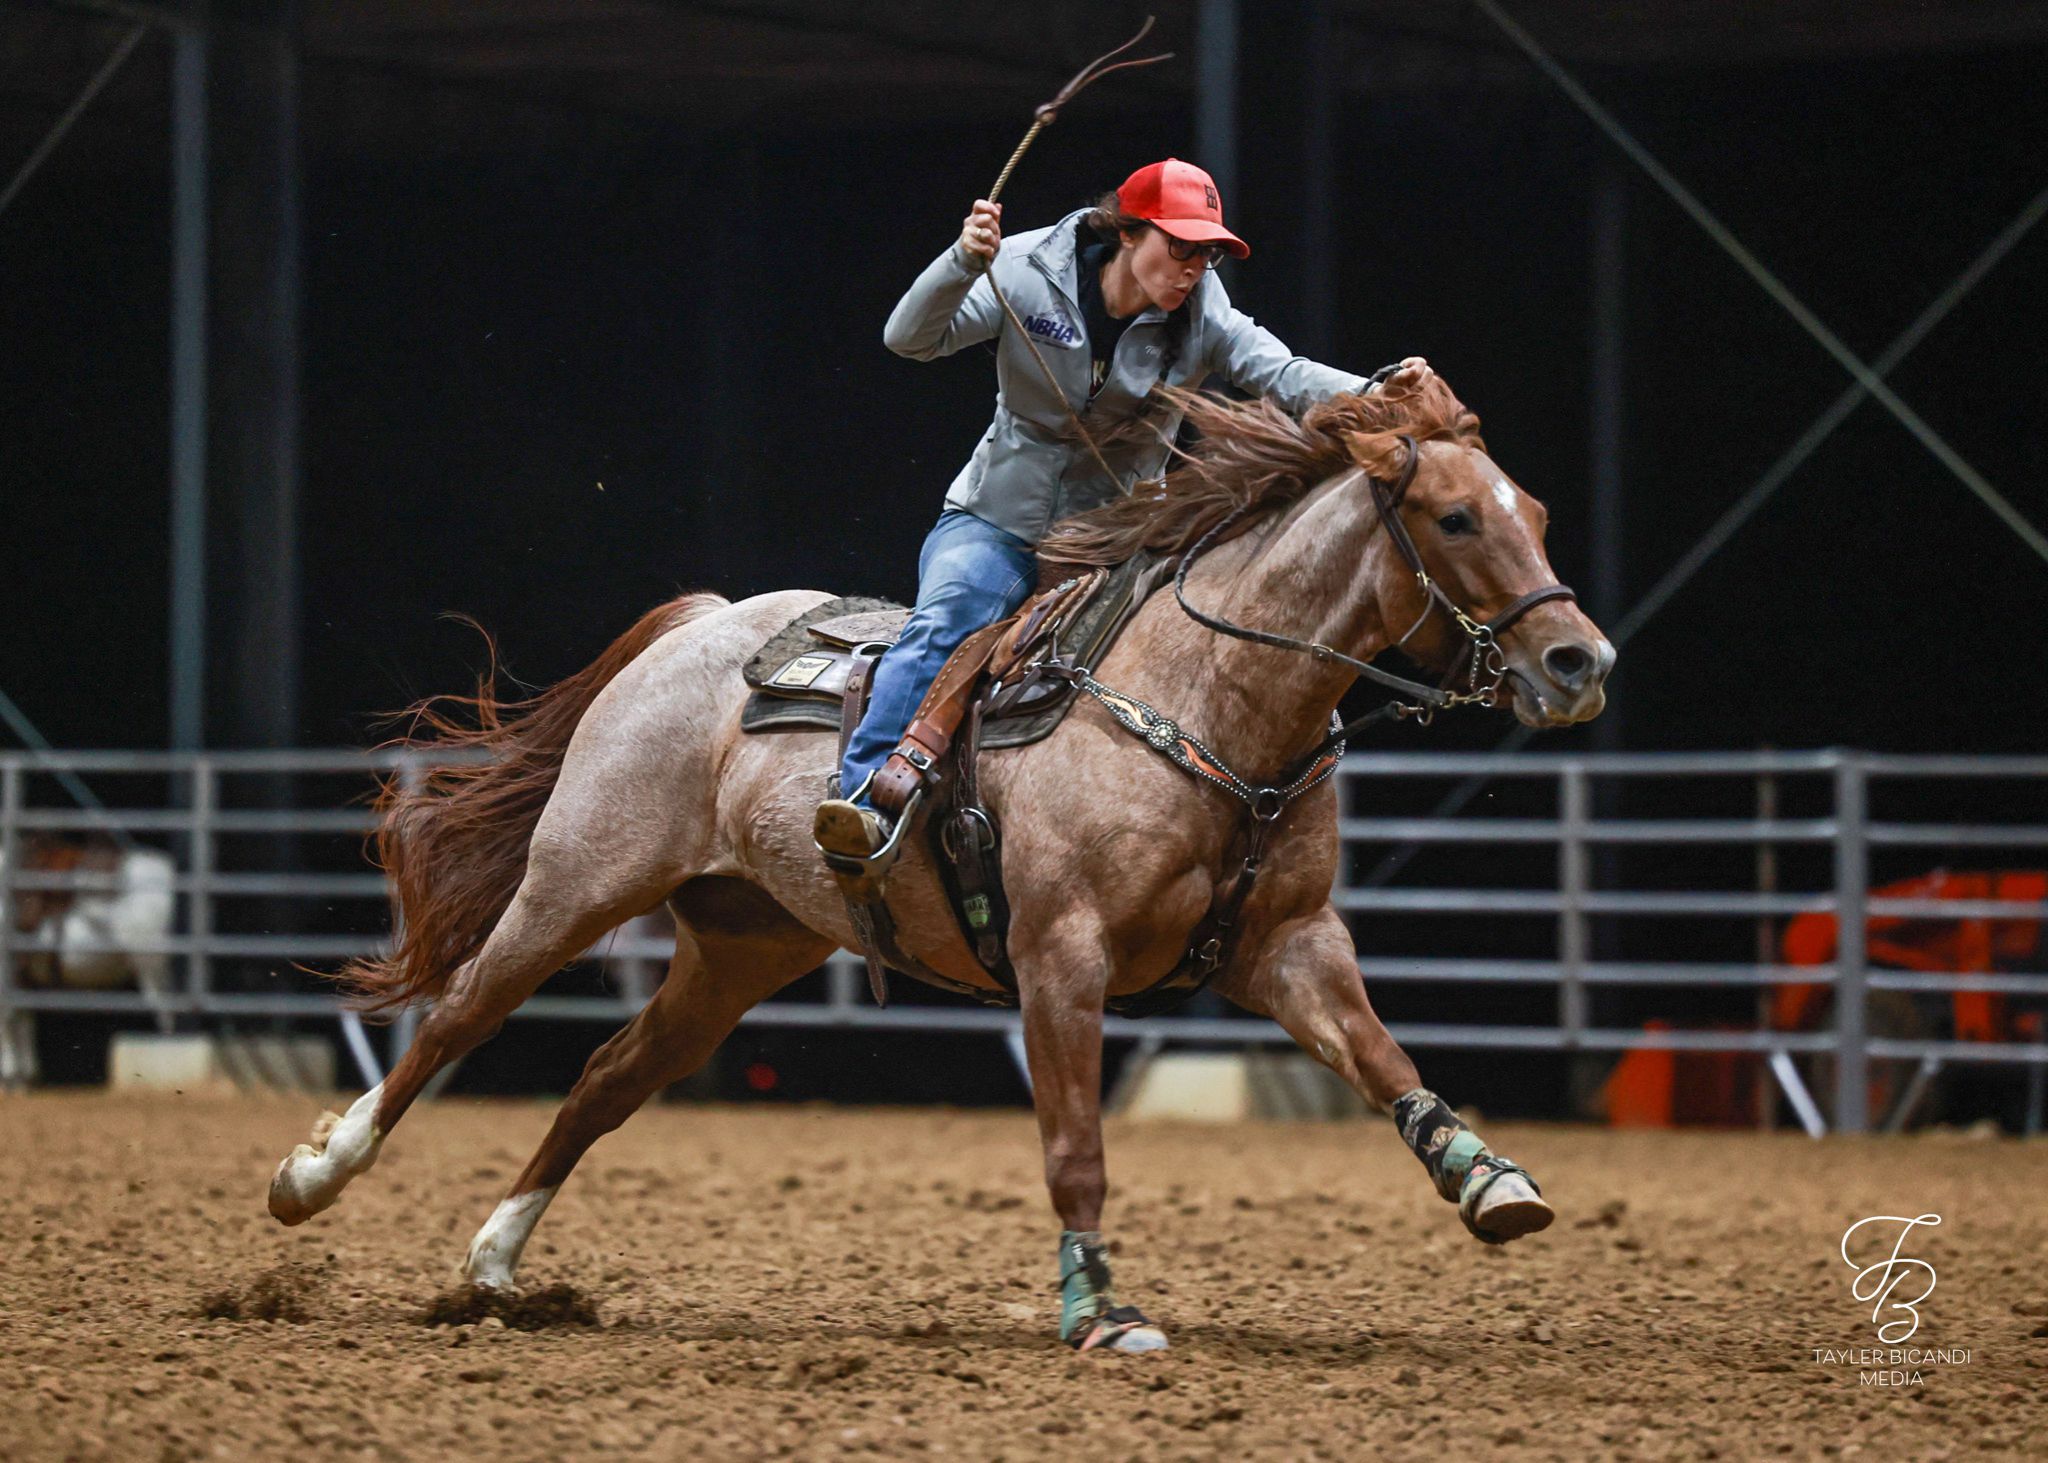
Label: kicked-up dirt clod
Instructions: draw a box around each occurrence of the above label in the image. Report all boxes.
[420,1282,602,1330]
[196,1260,330,1324]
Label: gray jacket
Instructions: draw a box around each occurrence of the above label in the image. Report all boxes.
[884,207,1371,545]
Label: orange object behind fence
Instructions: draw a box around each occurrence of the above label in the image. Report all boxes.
[1600,1022,1761,1127]
[1600,870,2044,1127]
[1774,869,2047,1040]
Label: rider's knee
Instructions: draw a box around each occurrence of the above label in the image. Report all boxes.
[920,544,1030,614]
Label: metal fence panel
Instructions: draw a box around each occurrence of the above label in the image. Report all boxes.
[1,746,2043,1133]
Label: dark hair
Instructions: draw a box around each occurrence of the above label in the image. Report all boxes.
[1083,188,1149,243]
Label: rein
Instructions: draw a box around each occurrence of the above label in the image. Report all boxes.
[1173,434,1576,766]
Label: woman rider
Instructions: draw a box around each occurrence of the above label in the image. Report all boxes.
[815,157,1429,859]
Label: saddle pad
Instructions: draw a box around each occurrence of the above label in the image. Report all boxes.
[736,553,1175,747]
[807,607,912,648]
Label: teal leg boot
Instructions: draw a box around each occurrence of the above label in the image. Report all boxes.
[1059,1231,1168,1354]
[1392,1088,1555,1244]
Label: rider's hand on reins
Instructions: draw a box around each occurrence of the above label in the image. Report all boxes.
[961,199,1003,267]
[1380,356,1434,395]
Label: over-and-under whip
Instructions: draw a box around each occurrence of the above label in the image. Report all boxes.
[972,18,1173,487]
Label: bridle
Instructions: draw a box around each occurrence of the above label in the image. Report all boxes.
[1173,433,1577,761]
[1025,432,1576,1014]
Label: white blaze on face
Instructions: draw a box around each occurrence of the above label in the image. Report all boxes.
[464,1186,559,1292]
[1480,467,1552,582]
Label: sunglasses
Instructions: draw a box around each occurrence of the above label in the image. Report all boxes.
[1158,230,1231,269]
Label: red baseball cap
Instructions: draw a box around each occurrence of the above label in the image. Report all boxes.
[1115,158,1250,259]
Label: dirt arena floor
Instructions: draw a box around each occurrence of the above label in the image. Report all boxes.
[2,1094,2044,1460]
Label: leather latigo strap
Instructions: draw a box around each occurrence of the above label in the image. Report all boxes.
[838,650,880,767]
[869,619,1014,816]
[869,570,1115,813]
[990,568,1105,681]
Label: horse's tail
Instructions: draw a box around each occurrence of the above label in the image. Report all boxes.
[337,592,730,1015]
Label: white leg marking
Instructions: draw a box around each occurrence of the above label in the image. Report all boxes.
[267,1081,386,1225]
[463,1187,558,1292]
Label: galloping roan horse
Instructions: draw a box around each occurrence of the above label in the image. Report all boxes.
[270,376,1613,1354]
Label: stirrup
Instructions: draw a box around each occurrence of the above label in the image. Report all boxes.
[1457,1155,1551,1245]
[816,776,923,881]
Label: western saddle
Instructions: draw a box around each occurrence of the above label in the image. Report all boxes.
[740,551,1253,1016]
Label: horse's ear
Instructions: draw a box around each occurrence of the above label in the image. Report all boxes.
[1342,429,1407,480]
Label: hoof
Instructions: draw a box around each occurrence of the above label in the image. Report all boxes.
[1099,1323,1169,1354]
[1463,1167,1554,1244]
[1070,1306,1169,1355]
[266,1086,384,1226]
[460,1230,518,1292]
[267,1143,331,1226]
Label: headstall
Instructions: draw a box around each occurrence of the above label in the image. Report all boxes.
[1055,431,1577,872]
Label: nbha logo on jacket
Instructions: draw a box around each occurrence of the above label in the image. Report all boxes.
[1023,312,1083,347]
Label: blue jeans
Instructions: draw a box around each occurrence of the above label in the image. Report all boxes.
[839,509,1038,802]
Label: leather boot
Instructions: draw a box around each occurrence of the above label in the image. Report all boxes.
[814,798,891,861]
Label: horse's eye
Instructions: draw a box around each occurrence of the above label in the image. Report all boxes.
[1437,511,1474,536]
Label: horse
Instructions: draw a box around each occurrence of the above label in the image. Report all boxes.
[267,375,1613,1353]
[1,833,176,1086]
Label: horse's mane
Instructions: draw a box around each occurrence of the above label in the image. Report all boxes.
[1038,374,1483,571]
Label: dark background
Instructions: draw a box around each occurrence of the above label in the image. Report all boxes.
[3,2,2045,1112]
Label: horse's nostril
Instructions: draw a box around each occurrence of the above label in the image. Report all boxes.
[1542,642,1594,689]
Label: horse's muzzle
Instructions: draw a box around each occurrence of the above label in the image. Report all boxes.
[1507,633,1615,727]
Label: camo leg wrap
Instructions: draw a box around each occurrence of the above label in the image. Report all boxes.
[1392,1087,1489,1203]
